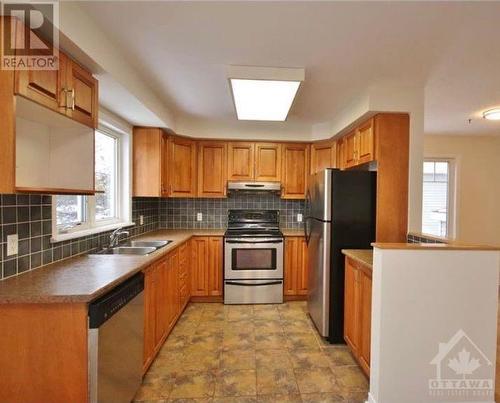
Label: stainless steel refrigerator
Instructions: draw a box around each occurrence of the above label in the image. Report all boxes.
[305,169,376,343]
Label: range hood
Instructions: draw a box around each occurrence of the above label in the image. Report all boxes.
[227,181,281,194]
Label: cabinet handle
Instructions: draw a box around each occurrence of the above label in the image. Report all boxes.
[69,89,75,110]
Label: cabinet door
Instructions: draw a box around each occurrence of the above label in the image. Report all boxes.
[359,270,372,375]
[296,238,309,295]
[14,22,66,114]
[198,141,227,198]
[356,119,375,165]
[344,258,360,354]
[227,142,255,181]
[167,250,180,329]
[337,138,346,170]
[133,128,163,197]
[161,133,169,197]
[208,237,223,296]
[143,267,157,365]
[344,131,357,168]
[168,137,197,197]
[191,237,209,296]
[255,143,281,182]
[311,141,337,174]
[284,238,298,295]
[65,59,98,128]
[155,259,169,344]
[179,242,191,308]
[281,143,309,199]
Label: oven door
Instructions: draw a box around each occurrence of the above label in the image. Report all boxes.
[224,237,284,280]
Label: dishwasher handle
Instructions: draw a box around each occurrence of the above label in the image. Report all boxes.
[88,272,144,329]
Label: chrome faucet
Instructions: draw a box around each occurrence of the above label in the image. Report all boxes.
[109,227,130,248]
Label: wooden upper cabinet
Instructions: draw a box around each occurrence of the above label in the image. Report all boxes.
[344,131,357,168]
[64,60,98,128]
[311,140,337,174]
[13,20,98,128]
[133,127,166,197]
[168,136,197,197]
[227,142,255,181]
[255,143,281,182]
[160,133,169,197]
[198,141,227,198]
[356,118,375,165]
[281,143,309,199]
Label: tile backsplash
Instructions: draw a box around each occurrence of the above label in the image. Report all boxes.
[159,193,305,229]
[0,192,304,280]
[0,195,160,280]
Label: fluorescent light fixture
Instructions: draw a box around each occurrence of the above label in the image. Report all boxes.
[227,66,305,121]
[483,108,500,120]
[230,79,300,121]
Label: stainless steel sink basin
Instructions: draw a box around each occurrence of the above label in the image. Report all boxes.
[122,240,171,248]
[97,246,157,255]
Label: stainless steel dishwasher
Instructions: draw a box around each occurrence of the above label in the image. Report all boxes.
[88,273,144,403]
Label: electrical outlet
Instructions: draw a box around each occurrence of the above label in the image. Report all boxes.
[139,215,144,225]
[297,213,303,223]
[7,234,18,256]
[197,212,203,222]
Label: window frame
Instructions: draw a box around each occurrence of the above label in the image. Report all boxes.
[421,157,457,239]
[51,112,133,242]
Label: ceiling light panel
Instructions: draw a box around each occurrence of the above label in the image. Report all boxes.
[230,79,301,121]
[483,108,500,121]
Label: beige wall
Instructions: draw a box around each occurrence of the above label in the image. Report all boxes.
[424,134,500,246]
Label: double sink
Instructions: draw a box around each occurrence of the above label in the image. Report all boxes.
[93,240,172,256]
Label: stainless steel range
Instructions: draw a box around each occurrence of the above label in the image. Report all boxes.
[224,210,284,304]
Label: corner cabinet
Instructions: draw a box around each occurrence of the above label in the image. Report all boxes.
[344,256,372,377]
[198,141,227,198]
[284,236,308,297]
[281,143,310,199]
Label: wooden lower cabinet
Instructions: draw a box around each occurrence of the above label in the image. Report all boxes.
[344,256,372,376]
[284,236,308,297]
[191,237,223,297]
[143,242,191,370]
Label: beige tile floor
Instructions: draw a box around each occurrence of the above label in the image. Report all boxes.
[134,301,369,403]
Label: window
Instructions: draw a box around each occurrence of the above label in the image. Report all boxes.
[422,159,455,238]
[53,120,132,240]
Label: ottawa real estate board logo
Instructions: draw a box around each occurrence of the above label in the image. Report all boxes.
[1,0,59,70]
[429,329,493,400]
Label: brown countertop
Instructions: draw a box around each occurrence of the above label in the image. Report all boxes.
[0,229,225,305]
[342,249,373,268]
[372,242,500,251]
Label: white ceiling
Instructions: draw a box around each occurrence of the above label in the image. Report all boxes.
[77,1,500,136]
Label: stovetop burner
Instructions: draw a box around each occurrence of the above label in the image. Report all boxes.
[225,209,282,238]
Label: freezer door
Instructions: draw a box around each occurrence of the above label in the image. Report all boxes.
[307,218,331,337]
[308,169,332,222]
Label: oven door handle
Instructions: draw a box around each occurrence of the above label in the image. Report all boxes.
[225,280,283,287]
[225,239,283,244]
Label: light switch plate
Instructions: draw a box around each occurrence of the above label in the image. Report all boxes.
[197,213,203,222]
[7,234,18,256]
[139,215,144,225]
[297,213,303,223]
